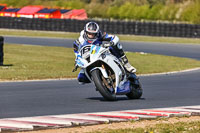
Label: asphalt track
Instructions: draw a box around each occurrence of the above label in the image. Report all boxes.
[0,36,200,119]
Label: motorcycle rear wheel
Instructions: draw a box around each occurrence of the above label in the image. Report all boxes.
[91,69,117,101]
[126,81,143,99]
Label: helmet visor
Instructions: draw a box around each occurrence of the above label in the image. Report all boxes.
[86,32,97,39]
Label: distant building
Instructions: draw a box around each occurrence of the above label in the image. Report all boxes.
[0,8,20,17]
[17,6,43,18]
[35,8,61,19]
[61,9,88,20]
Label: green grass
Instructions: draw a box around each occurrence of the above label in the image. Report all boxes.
[0,29,79,39]
[126,52,200,74]
[0,44,200,81]
[91,121,200,133]
[1,44,78,80]
[1,29,200,44]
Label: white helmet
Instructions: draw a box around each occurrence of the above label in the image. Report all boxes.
[84,22,100,42]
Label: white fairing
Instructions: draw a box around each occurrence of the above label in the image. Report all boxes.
[77,44,127,94]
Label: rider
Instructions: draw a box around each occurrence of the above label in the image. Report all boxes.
[73,21,136,83]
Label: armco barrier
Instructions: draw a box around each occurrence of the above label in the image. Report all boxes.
[0,17,200,38]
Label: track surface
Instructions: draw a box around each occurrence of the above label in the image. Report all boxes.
[0,36,199,119]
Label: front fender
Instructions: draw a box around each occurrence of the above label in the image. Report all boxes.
[90,67,109,79]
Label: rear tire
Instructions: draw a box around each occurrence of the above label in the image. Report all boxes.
[126,80,143,99]
[91,69,116,101]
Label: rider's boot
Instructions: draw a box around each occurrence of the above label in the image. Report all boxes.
[120,55,137,73]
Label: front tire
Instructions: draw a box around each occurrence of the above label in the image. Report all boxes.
[91,69,116,101]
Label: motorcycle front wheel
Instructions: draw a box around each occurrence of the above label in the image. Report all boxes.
[91,69,117,101]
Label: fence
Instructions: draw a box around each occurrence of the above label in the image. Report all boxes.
[0,17,200,38]
[0,36,3,65]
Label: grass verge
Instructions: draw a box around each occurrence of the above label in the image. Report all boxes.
[19,116,200,133]
[1,29,200,44]
[92,119,200,133]
[0,44,200,81]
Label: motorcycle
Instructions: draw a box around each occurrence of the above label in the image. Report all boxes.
[73,44,143,101]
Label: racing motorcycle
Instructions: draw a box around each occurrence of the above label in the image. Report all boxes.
[73,44,143,101]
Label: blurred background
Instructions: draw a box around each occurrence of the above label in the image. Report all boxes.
[0,0,199,38]
[0,0,199,24]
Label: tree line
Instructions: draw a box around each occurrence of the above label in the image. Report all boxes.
[0,0,199,24]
